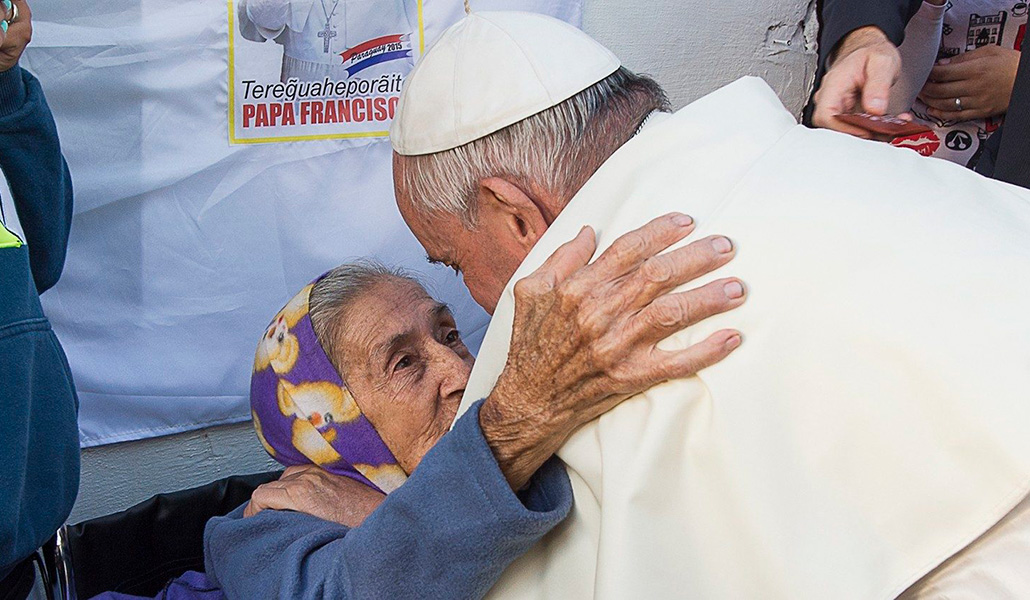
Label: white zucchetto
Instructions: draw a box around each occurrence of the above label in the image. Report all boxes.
[390,11,621,156]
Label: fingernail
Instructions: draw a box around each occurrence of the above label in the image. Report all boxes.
[1,20,7,33]
[671,213,693,227]
[868,98,887,111]
[723,281,744,299]
[712,236,733,253]
[725,333,742,350]
[937,58,951,65]
[2,1,10,12]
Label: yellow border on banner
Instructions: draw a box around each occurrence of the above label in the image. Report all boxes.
[418,0,425,54]
[227,0,425,145]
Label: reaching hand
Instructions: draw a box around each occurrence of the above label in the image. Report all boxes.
[245,465,386,528]
[0,0,30,73]
[918,45,1021,121]
[480,213,745,489]
[813,26,904,138]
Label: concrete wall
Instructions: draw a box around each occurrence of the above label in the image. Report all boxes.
[70,0,819,524]
[70,421,277,523]
[585,0,819,116]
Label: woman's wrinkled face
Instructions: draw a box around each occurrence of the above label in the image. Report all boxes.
[337,277,474,475]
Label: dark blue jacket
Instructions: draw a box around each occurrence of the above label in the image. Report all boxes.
[204,400,573,599]
[818,0,922,68]
[0,65,79,578]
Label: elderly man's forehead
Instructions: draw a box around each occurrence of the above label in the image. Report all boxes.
[403,215,461,265]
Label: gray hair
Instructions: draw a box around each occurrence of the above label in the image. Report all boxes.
[308,260,422,374]
[395,67,669,228]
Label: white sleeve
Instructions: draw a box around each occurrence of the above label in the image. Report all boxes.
[238,0,288,42]
[889,1,947,114]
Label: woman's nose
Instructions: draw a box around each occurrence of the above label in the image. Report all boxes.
[431,345,472,398]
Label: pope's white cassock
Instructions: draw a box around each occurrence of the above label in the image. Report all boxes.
[237,0,415,82]
[458,76,1030,599]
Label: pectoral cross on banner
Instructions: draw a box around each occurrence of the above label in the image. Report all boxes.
[318,23,337,53]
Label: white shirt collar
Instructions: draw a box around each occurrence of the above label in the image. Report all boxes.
[634,110,673,136]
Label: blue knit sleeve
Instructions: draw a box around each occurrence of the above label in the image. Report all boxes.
[204,400,572,600]
[0,66,79,578]
[0,66,74,293]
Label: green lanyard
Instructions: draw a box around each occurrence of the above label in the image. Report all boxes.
[0,220,22,249]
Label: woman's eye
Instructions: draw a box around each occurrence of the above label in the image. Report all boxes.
[445,330,461,344]
[394,356,412,372]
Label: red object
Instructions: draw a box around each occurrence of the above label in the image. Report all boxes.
[891,130,941,157]
[836,113,933,137]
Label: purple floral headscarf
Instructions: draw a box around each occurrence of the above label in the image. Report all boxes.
[249,276,406,494]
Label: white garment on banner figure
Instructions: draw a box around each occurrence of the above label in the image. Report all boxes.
[237,0,417,82]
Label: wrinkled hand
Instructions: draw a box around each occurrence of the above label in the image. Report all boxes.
[918,45,1020,121]
[245,465,386,528]
[480,213,744,489]
[0,1,31,73]
[813,26,904,138]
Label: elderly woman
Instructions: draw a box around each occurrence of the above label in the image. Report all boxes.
[202,215,744,599]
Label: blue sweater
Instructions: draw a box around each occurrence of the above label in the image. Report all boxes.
[0,66,79,577]
[204,401,573,599]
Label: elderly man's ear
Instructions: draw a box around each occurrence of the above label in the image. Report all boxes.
[477,177,552,252]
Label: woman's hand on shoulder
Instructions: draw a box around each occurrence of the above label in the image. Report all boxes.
[481,213,745,489]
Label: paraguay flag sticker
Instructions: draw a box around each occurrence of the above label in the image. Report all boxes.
[341,34,414,77]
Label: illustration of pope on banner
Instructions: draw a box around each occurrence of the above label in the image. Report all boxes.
[230,0,421,143]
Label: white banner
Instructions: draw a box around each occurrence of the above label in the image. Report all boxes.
[16,0,581,446]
